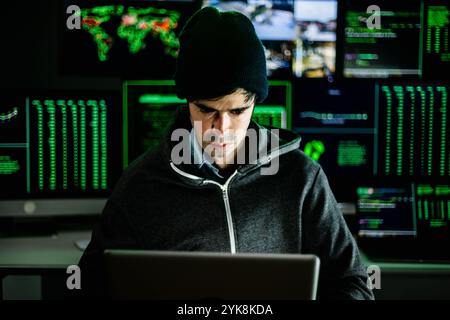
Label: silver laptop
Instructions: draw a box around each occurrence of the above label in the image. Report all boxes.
[104,250,320,300]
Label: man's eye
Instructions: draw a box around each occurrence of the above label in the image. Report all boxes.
[230,109,245,115]
[199,108,214,114]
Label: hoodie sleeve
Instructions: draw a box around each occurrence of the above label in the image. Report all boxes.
[301,166,374,300]
[76,199,144,299]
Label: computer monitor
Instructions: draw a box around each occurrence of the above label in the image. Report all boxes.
[343,0,422,78]
[293,0,338,79]
[205,0,338,79]
[356,178,450,261]
[357,183,416,239]
[123,80,182,166]
[203,0,297,78]
[0,90,123,217]
[104,249,320,300]
[356,180,418,260]
[294,80,450,203]
[60,0,202,77]
[376,83,450,177]
[299,132,374,202]
[204,0,297,40]
[293,81,375,203]
[292,81,374,129]
[422,1,450,79]
[123,80,292,166]
[414,180,450,240]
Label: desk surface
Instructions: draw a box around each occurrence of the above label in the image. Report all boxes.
[0,231,91,270]
[360,251,450,274]
[2,232,450,273]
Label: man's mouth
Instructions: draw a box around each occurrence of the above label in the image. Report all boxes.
[210,142,228,149]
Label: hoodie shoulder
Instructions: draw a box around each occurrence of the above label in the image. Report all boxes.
[282,148,322,179]
[109,146,169,202]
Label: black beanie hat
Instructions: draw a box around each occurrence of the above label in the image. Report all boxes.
[174,7,268,103]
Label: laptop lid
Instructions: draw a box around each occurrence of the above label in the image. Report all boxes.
[104,250,320,300]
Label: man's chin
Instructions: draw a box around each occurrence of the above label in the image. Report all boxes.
[212,152,237,167]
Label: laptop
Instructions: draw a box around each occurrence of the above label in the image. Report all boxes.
[104,250,320,300]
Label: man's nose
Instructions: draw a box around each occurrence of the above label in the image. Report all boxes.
[212,112,231,133]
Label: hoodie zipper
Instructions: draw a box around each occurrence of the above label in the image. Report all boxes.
[203,171,239,254]
[169,162,239,254]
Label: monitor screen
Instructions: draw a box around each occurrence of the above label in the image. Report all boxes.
[423,1,450,79]
[357,184,416,239]
[293,81,375,202]
[204,0,337,79]
[356,179,450,260]
[294,80,450,203]
[414,181,450,239]
[204,0,297,40]
[299,132,374,202]
[293,0,337,78]
[292,82,374,129]
[343,0,422,78]
[376,83,450,177]
[203,0,297,78]
[0,91,122,216]
[124,80,184,166]
[60,0,202,77]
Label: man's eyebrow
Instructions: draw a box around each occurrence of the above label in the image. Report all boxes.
[194,103,252,112]
[230,105,252,111]
[194,103,218,112]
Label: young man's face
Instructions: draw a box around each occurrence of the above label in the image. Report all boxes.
[188,89,255,169]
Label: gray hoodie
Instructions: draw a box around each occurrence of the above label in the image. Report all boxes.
[78,107,374,300]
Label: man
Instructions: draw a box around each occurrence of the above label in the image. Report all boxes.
[78,7,374,300]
